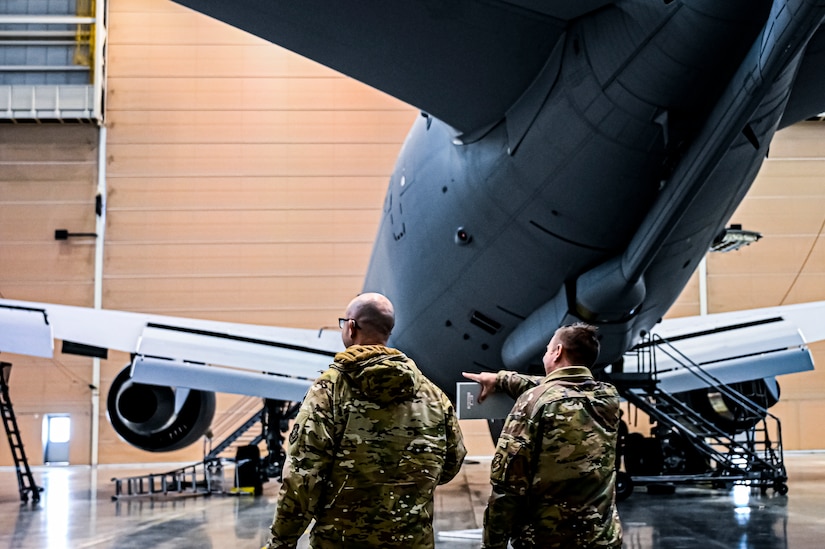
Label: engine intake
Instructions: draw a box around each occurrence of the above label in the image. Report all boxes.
[106,365,216,452]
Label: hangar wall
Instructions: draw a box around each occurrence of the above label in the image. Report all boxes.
[98,0,414,463]
[0,125,100,466]
[0,0,824,466]
[705,127,825,452]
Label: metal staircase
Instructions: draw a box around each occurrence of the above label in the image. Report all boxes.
[111,396,277,499]
[111,459,225,500]
[611,335,787,495]
[204,397,265,460]
[0,362,42,504]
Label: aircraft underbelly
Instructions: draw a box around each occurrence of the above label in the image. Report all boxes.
[364,0,824,391]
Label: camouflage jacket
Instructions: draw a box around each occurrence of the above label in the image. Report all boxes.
[267,345,467,549]
[482,367,622,549]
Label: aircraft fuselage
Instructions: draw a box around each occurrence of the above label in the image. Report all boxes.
[364,0,819,392]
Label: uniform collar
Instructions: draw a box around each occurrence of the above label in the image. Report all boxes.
[543,365,594,382]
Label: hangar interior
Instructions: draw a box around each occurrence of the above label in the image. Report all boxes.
[1,1,825,548]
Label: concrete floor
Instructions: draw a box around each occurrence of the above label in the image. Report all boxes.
[1,452,824,548]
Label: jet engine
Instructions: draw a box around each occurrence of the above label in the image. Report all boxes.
[682,378,779,435]
[106,365,216,452]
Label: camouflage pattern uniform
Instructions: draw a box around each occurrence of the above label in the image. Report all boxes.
[482,368,622,549]
[267,344,467,548]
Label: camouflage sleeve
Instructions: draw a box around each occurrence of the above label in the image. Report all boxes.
[267,376,337,548]
[482,419,535,549]
[438,392,467,485]
[483,486,521,549]
[495,370,543,400]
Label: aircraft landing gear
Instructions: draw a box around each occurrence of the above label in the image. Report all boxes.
[616,471,634,501]
[262,399,301,481]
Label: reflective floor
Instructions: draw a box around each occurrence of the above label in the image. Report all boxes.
[1,452,825,548]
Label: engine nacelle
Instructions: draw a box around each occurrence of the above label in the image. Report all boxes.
[106,365,216,452]
[682,378,779,435]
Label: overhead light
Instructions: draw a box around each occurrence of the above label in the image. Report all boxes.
[710,224,762,253]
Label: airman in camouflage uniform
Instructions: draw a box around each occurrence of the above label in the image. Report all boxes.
[464,323,622,549]
[266,293,467,549]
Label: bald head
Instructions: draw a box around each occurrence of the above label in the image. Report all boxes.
[341,292,395,346]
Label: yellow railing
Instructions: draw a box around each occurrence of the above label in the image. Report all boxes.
[74,0,95,80]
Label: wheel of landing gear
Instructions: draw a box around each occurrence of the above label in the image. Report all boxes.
[774,482,789,495]
[616,471,634,501]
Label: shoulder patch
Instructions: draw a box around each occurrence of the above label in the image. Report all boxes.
[289,422,301,445]
[491,452,503,472]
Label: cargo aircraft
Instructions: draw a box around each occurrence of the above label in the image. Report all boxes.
[2,1,825,477]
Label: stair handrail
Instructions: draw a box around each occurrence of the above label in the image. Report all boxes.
[620,389,753,472]
[649,333,779,422]
[208,395,262,439]
[205,408,264,460]
[646,333,784,472]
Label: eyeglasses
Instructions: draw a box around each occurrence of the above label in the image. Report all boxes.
[338,318,359,330]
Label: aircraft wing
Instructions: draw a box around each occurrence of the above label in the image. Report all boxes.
[172,0,612,134]
[0,299,343,402]
[4,297,823,401]
[459,301,825,420]
[620,300,825,395]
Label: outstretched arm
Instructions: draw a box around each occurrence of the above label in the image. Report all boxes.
[462,371,498,402]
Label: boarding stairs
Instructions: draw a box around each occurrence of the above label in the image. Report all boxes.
[204,396,265,460]
[611,335,787,494]
[0,362,42,504]
[112,396,268,500]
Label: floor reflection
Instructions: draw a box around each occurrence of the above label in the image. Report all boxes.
[617,486,789,549]
[0,452,822,548]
